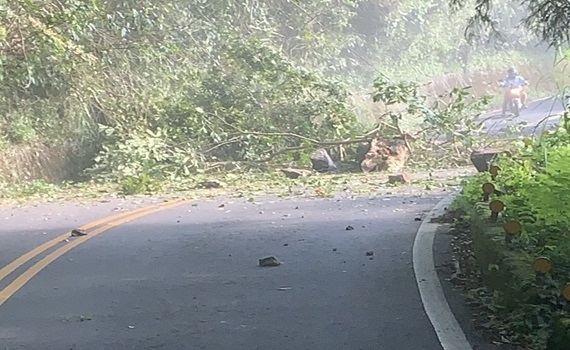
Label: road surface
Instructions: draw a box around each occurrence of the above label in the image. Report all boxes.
[0,194,447,350]
[481,96,565,137]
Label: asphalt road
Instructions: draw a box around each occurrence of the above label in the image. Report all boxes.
[481,96,565,137]
[0,193,447,350]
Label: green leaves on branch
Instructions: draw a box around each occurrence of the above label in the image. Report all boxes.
[87,125,203,182]
[84,34,361,182]
[371,74,491,165]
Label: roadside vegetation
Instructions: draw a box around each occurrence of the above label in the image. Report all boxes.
[446,1,570,348]
[0,0,568,202]
[452,121,570,348]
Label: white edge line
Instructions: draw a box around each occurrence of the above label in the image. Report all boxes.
[413,191,473,350]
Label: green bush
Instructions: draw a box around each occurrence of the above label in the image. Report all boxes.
[456,125,570,348]
[86,126,202,182]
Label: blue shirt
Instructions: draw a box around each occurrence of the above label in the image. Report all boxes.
[501,76,528,88]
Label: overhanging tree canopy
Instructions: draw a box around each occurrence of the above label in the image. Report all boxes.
[450,0,570,47]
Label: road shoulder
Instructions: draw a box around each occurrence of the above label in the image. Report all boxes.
[413,192,472,350]
[433,224,503,350]
[416,192,506,349]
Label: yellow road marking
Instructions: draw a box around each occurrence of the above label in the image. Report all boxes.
[0,199,186,307]
[0,201,175,284]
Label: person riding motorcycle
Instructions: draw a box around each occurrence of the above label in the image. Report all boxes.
[499,68,528,116]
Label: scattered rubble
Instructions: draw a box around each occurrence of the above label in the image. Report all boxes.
[310,148,337,173]
[195,180,223,189]
[469,148,504,172]
[361,136,409,173]
[280,168,312,179]
[388,172,412,185]
[71,229,87,237]
[259,256,281,267]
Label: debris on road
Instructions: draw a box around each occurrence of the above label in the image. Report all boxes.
[196,180,223,189]
[414,217,422,221]
[280,168,311,179]
[71,229,87,237]
[277,287,292,291]
[128,325,135,329]
[345,225,354,231]
[388,172,412,184]
[310,148,337,172]
[259,256,281,267]
[470,148,502,172]
[80,315,93,322]
[333,248,337,252]
[365,251,374,256]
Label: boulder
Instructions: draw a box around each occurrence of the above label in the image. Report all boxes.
[470,149,502,172]
[361,136,409,172]
[310,148,337,173]
[355,142,370,165]
[259,256,281,267]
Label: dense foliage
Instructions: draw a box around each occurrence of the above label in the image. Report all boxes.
[0,0,565,185]
[457,118,570,348]
[462,121,570,259]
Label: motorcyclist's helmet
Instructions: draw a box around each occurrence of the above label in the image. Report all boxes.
[507,67,518,77]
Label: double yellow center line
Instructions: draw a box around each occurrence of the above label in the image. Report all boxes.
[0,199,187,308]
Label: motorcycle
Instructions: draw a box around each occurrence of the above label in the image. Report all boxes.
[499,79,523,117]
[506,86,523,117]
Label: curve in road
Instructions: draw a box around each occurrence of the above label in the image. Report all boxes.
[481,96,565,137]
[0,193,447,350]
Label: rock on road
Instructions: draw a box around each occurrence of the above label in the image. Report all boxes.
[0,193,448,350]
